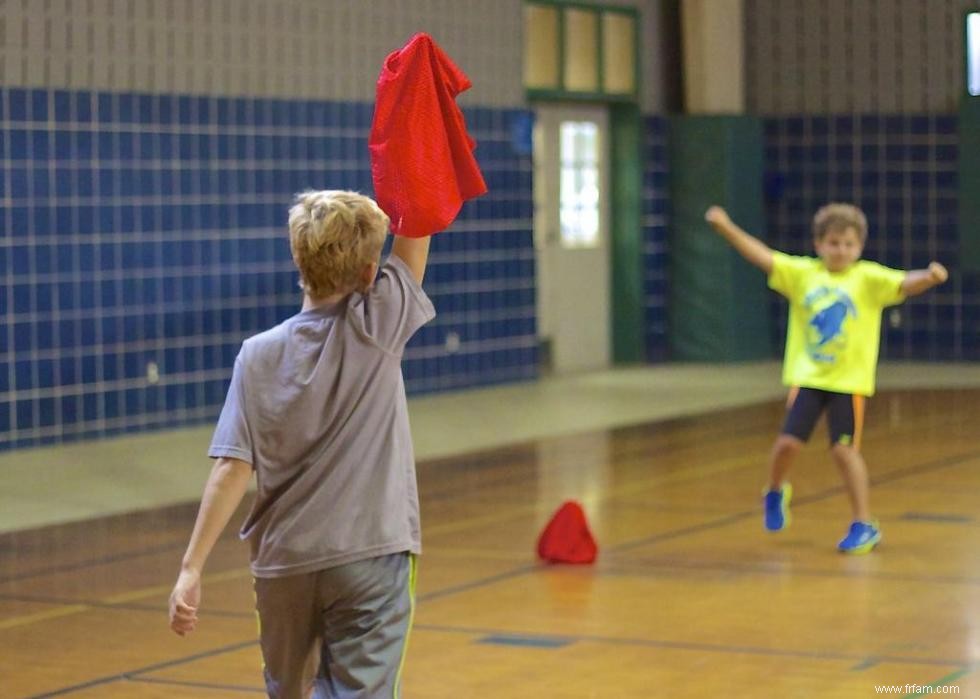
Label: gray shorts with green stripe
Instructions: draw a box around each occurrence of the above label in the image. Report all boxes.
[254,552,417,699]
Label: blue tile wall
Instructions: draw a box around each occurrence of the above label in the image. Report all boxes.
[642,115,670,362]
[762,113,977,361]
[0,87,536,450]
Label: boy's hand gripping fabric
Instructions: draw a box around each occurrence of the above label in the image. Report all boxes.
[369,33,488,238]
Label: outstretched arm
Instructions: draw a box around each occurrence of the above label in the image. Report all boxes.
[169,456,252,636]
[705,206,774,276]
[391,236,431,285]
[901,261,948,297]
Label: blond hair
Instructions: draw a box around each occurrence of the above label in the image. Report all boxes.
[288,190,389,298]
[812,203,867,242]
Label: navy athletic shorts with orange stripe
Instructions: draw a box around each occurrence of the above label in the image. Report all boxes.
[781,387,866,449]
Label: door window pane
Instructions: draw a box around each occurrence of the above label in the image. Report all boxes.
[559,121,600,248]
[969,13,980,96]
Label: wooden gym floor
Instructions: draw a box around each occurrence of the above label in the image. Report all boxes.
[2,364,979,698]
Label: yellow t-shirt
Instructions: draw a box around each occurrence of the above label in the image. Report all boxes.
[769,252,906,396]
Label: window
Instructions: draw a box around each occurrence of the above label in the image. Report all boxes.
[559,121,600,248]
[524,1,638,101]
[524,5,560,89]
[602,12,637,95]
[564,9,599,92]
[969,12,980,96]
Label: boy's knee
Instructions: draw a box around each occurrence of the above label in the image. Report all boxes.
[830,442,857,460]
[774,434,803,455]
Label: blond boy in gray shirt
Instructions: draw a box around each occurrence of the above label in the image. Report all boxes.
[169,190,435,698]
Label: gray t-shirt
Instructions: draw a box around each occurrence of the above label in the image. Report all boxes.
[209,256,436,578]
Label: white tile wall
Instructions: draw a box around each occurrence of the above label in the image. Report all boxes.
[0,0,527,107]
[746,0,974,114]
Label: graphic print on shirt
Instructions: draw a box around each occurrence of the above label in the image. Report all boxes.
[802,284,857,363]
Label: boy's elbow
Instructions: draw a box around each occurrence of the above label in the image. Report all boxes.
[391,238,430,284]
[213,457,253,484]
[756,251,774,275]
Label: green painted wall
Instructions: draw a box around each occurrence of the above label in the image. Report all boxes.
[667,116,772,361]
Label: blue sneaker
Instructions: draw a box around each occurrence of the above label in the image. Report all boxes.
[763,483,792,531]
[838,520,881,554]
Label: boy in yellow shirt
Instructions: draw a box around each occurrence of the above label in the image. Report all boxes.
[705,203,948,553]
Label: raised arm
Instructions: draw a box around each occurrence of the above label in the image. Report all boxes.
[391,236,431,285]
[169,456,252,636]
[705,206,774,276]
[901,261,948,297]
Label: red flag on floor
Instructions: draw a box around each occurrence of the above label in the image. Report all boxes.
[369,32,487,238]
[537,501,598,564]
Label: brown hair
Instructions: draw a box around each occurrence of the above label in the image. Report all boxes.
[812,203,867,242]
[288,190,389,298]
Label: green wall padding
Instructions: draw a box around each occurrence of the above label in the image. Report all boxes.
[959,98,980,272]
[610,103,645,363]
[667,116,772,361]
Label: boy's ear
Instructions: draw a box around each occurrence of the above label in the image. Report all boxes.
[360,261,379,290]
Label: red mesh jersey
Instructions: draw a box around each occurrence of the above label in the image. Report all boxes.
[536,501,598,565]
[369,33,488,238]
